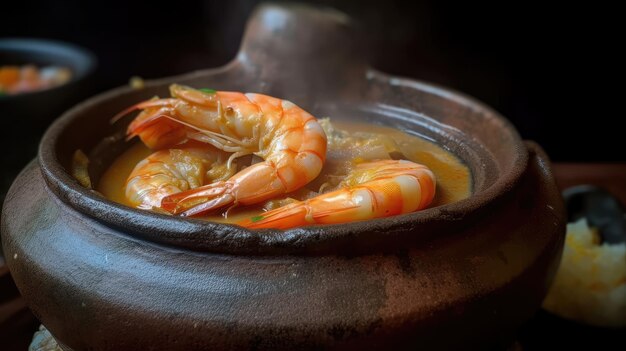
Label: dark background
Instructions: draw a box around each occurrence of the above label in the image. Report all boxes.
[2,0,622,162]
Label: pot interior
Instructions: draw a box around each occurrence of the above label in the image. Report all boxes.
[38,69,526,256]
[37,5,527,255]
[87,99,494,196]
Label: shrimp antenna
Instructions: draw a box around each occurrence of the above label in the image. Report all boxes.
[110,97,171,124]
[152,114,248,147]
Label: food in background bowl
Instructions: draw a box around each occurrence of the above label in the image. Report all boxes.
[543,218,626,327]
[0,64,71,96]
[0,38,95,207]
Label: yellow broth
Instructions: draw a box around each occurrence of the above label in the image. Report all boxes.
[97,120,471,223]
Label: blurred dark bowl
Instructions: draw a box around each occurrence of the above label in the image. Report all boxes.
[0,38,97,128]
[0,38,97,207]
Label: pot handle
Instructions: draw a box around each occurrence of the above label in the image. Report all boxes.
[236,4,368,79]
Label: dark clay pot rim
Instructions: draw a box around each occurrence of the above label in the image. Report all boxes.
[0,37,97,101]
[38,63,528,255]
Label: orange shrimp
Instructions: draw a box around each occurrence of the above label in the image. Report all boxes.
[114,84,327,216]
[238,160,436,230]
[126,145,234,210]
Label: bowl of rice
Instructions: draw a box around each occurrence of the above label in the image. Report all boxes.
[543,218,626,328]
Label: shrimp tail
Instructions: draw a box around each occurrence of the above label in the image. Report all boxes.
[160,182,235,217]
[239,203,309,230]
[126,113,169,139]
[238,202,359,230]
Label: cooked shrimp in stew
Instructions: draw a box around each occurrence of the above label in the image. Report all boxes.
[97,84,471,229]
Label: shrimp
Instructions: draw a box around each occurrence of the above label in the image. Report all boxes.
[114,84,327,216]
[238,160,436,230]
[125,145,235,209]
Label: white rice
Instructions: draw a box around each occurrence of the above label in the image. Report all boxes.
[543,218,626,327]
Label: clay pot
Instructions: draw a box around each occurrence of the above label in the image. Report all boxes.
[1,4,565,350]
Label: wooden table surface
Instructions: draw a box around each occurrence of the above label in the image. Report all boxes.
[1,163,625,350]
